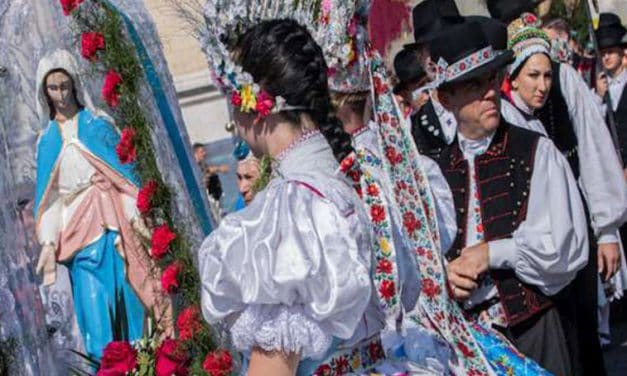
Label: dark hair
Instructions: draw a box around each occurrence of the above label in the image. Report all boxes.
[193,143,205,151]
[42,68,83,120]
[233,19,354,163]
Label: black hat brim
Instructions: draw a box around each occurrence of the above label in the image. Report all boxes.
[444,50,514,86]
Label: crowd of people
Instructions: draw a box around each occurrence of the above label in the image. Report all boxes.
[183,0,627,375]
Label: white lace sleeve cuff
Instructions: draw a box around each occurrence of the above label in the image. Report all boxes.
[230,304,333,361]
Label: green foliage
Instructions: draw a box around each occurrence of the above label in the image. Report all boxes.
[544,0,592,45]
[67,0,220,373]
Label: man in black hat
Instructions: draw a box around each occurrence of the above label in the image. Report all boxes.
[392,48,428,116]
[597,12,627,166]
[409,14,509,161]
[432,21,588,375]
[487,0,544,24]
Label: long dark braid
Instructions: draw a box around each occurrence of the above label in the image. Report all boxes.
[233,19,355,163]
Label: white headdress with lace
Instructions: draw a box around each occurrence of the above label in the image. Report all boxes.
[198,0,357,118]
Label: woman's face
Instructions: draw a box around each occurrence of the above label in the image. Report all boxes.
[512,54,552,110]
[45,71,76,112]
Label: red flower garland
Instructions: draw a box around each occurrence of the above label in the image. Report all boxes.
[151,224,176,260]
[102,69,123,107]
[81,32,105,61]
[255,91,275,118]
[137,180,158,214]
[161,262,182,293]
[202,349,233,376]
[60,0,84,16]
[155,339,190,376]
[176,305,203,341]
[97,341,138,376]
[116,128,137,164]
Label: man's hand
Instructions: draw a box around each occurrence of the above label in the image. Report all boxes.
[447,242,490,300]
[36,244,57,286]
[598,242,621,282]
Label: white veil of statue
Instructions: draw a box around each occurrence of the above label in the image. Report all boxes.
[0,0,213,370]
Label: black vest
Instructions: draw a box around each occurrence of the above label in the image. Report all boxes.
[536,62,580,178]
[611,81,627,166]
[411,99,449,161]
[437,123,553,327]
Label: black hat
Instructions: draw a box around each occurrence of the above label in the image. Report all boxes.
[404,0,464,49]
[465,15,508,51]
[595,13,627,49]
[430,21,514,86]
[393,49,426,94]
[487,0,541,24]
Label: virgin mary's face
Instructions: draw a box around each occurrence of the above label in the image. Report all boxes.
[45,71,76,112]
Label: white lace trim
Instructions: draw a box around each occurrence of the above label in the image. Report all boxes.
[230,305,333,360]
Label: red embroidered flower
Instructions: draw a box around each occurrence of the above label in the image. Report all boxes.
[102,70,123,107]
[115,128,136,164]
[416,247,426,256]
[151,224,176,260]
[379,279,396,300]
[339,154,356,173]
[523,12,538,26]
[202,349,233,376]
[231,91,242,107]
[314,364,332,376]
[368,341,383,361]
[402,212,421,234]
[376,259,393,274]
[155,339,190,376]
[384,146,402,165]
[366,184,379,197]
[378,112,390,124]
[60,0,84,16]
[456,341,475,358]
[373,76,387,95]
[137,180,158,214]
[81,32,105,61]
[255,91,275,118]
[421,278,441,298]
[97,341,137,376]
[333,356,350,374]
[161,262,182,294]
[370,204,386,223]
[476,223,484,234]
[176,305,203,341]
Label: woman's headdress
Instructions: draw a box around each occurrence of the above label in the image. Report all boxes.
[199,0,358,119]
[507,13,551,75]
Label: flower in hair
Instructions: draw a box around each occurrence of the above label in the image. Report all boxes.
[255,91,275,118]
[239,84,257,113]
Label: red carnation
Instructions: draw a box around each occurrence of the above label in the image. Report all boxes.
[155,339,190,376]
[403,212,421,234]
[421,278,441,298]
[379,279,395,300]
[60,0,84,16]
[97,341,137,376]
[376,259,393,275]
[115,128,136,164]
[177,305,203,341]
[370,204,386,223]
[255,91,275,118]
[366,184,379,197]
[384,146,402,165]
[151,224,176,260]
[81,32,105,61]
[102,70,123,107]
[202,349,233,376]
[161,262,182,293]
[137,180,158,214]
[231,91,242,107]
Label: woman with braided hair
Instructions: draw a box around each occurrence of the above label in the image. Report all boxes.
[198,19,396,375]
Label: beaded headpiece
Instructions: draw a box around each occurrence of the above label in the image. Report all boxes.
[507,13,551,75]
[199,0,357,119]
